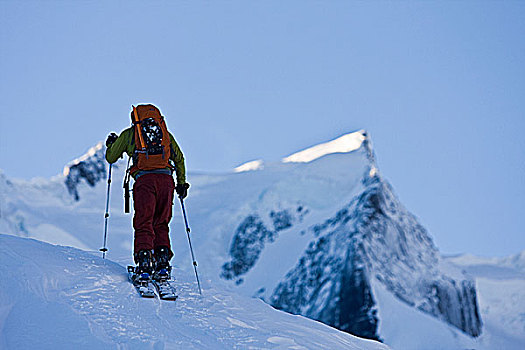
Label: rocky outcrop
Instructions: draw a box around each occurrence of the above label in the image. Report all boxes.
[221,205,308,284]
[64,144,107,201]
[270,173,482,339]
[270,228,380,340]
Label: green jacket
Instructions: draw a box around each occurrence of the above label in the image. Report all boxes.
[105,127,186,184]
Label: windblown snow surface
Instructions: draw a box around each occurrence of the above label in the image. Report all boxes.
[0,234,388,350]
[1,131,524,349]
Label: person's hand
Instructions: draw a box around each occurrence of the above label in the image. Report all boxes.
[175,183,190,199]
[106,133,118,147]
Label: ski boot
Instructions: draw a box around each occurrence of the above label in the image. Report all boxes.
[151,246,178,300]
[153,246,172,281]
[133,249,154,282]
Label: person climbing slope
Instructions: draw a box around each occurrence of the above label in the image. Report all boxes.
[105,104,189,283]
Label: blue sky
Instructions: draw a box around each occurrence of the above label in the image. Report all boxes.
[1,1,524,257]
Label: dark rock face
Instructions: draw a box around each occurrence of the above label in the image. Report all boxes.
[221,205,308,283]
[420,278,482,337]
[270,174,482,339]
[270,231,380,340]
[64,147,107,201]
[339,250,379,340]
[359,176,482,337]
[270,210,293,231]
[221,215,276,282]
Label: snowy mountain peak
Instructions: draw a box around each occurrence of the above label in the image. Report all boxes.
[63,142,104,177]
[282,130,367,163]
[63,142,107,201]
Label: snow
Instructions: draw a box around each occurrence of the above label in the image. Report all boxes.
[447,250,525,275]
[234,159,264,173]
[372,278,479,350]
[282,131,366,163]
[0,234,389,350]
[30,223,91,250]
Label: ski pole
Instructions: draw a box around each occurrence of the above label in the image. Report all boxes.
[123,155,131,214]
[179,197,202,295]
[100,163,113,259]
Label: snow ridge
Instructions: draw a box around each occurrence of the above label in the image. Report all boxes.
[0,234,389,350]
[283,131,367,163]
[234,159,264,173]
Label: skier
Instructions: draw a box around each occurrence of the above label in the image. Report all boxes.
[105,104,189,282]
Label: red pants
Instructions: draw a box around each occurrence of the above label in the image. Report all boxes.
[133,173,175,258]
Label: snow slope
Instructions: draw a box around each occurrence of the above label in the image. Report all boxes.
[0,233,389,350]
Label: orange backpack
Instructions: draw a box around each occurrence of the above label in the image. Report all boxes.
[129,104,172,173]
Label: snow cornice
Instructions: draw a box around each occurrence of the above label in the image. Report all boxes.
[282,130,367,164]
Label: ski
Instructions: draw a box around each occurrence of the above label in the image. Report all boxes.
[152,268,178,300]
[152,279,178,300]
[128,266,156,298]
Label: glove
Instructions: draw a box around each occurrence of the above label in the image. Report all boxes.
[175,183,190,199]
[106,133,118,147]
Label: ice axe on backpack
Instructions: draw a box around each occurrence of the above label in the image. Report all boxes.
[122,105,148,214]
[132,105,147,154]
